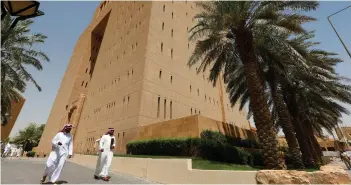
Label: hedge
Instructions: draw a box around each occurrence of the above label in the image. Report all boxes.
[200,130,260,149]
[26,151,36,157]
[127,138,253,165]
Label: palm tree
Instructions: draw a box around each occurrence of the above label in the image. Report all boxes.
[1,14,49,125]
[223,30,351,168]
[188,1,318,169]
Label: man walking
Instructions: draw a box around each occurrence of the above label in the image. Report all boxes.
[2,142,11,158]
[40,124,73,184]
[94,128,116,181]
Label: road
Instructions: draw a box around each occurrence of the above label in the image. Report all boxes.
[1,158,153,184]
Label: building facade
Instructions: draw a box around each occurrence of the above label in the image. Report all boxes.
[37,1,250,155]
[1,97,26,141]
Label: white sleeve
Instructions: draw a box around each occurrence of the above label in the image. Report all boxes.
[99,136,105,150]
[112,136,116,147]
[51,133,61,148]
[68,137,73,155]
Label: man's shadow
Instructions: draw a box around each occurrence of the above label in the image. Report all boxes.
[42,181,68,184]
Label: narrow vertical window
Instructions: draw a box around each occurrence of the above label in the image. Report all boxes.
[85,82,88,88]
[157,97,160,118]
[159,70,162,78]
[195,109,197,114]
[190,84,192,92]
[170,101,173,119]
[164,99,167,119]
[128,96,130,103]
[197,88,199,96]
[171,49,173,58]
[81,81,84,86]
[172,12,174,19]
[163,5,165,12]
[171,29,173,37]
[191,108,192,115]
[161,43,163,52]
[162,22,164,30]
[170,75,173,83]
[85,68,88,73]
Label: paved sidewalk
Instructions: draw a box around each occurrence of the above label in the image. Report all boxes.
[1,158,154,184]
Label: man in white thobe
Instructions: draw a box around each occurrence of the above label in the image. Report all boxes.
[2,143,11,157]
[94,128,116,181]
[40,124,73,184]
[16,147,23,157]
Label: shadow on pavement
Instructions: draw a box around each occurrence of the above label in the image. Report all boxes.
[42,180,68,184]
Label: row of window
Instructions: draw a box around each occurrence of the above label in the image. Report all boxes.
[158,69,221,106]
[93,94,131,114]
[157,97,173,119]
[97,68,134,93]
[81,81,88,88]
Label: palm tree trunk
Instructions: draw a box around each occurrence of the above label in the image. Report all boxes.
[271,83,305,169]
[284,90,317,168]
[293,119,317,168]
[235,28,285,169]
[305,122,323,165]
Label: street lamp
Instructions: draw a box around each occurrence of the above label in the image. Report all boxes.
[327,5,351,59]
[1,1,44,46]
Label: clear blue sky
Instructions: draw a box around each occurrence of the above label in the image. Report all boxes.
[10,1,351,137]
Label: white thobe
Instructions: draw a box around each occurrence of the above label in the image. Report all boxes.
[43,132,73,183]
[16,148,22,157]
[3,144,11,157]
[94,135,116,177]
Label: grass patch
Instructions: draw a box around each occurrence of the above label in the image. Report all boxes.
[113,154,190,159]
[192,158,260,171]
[113,154,260,171]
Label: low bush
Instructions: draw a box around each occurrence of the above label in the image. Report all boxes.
[127,137,252,165]
[127,138,201,156]
[26,151,36,157]
[249,151,264,166]
[200,130,260,149]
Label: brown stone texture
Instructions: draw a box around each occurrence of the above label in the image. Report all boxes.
[256,165,351,184]
[36,1,250,156]
[1,96,25,141]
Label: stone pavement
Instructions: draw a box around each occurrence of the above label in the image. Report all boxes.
[1,158,154,184]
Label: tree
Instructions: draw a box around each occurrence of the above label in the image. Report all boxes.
[224,31,351,168]
[11,123,46,151]
[1,14,49,125]
[188,1,318,169]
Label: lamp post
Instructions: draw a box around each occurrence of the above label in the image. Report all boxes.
[327,5,351,58]
[1,1,44,46]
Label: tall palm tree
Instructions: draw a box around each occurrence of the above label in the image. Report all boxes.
[1,14,49,125]
[188,1,318,169]
[224,30,351,168]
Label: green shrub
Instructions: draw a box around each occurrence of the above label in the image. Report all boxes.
[26,151,36,157]
[200,130,260,149]
[127,138,201,156]
[127,137,251,165]
[249,151,264,166]
[200,130,227,145]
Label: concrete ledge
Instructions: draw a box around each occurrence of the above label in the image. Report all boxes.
[69,154,257,184]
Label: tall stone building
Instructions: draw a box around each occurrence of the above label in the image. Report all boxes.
[37,1,252,155]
